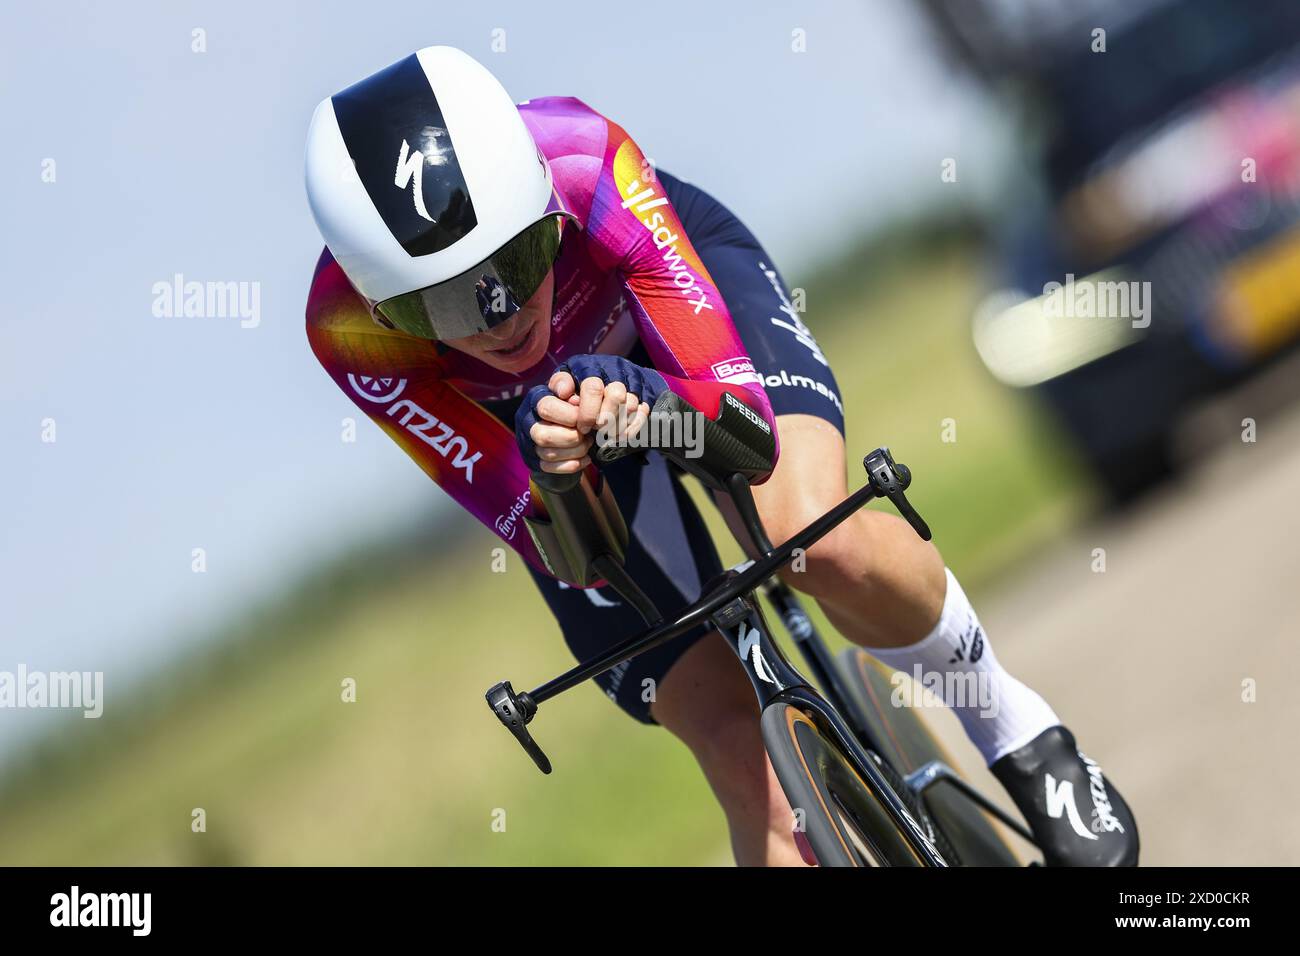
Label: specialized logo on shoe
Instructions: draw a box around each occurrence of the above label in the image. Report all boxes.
[736,623,777,684]
[1044,773,1098,841]
[1082,754,1126,834]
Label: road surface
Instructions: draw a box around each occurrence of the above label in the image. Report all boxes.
[925,399,1300,865]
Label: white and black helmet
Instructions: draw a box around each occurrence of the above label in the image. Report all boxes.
[305,46,568,339]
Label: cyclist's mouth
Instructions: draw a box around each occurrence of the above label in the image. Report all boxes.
[488,322,538,358]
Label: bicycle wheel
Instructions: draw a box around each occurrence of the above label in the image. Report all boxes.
[836,648,1021,866]
[761,701,930,867]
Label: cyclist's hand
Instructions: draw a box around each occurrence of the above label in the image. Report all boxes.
[548,369,648,442]
[527,371,595,475]
[515,355,667,474]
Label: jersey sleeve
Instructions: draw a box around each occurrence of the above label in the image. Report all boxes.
[305,250,546,572]
[585,120,780,472]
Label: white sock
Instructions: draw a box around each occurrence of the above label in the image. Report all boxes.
[865,568,1060,766]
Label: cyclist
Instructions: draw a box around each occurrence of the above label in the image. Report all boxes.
[304,46,1139,866]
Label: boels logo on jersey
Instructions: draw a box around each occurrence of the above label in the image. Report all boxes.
[711,356,761,387]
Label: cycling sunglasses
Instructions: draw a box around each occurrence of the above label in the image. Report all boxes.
[375,213,569,341]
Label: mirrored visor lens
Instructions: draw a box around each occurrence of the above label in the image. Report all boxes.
[376,216,564,340]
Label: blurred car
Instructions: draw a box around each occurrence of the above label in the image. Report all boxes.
[925,0,1300,501]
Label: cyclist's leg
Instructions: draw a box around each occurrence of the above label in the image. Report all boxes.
[524,451,802,866]
[741,414,948,648]
[684,245,1064,763]
[652,631,805,867]
[655,169,949,648]
[662,172,1137,864]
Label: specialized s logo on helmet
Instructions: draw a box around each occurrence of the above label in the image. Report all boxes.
[328,52,478,257]
[395,139,437,223]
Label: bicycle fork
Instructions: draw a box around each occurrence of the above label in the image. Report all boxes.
[762,579,882,749]
[710,585,947,866]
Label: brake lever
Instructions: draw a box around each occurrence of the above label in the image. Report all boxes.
[864,447,932,541]
[486,681,552,774]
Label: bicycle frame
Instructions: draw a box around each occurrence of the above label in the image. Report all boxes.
[486,447,950,864]
[486,446,1039,861]
[721,461,1036,851]
[765,579,1036,847]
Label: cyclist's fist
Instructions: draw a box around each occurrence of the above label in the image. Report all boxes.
[525,369,594,475]
[515,355,667,474]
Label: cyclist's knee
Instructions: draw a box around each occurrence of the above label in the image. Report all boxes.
[775,508,944,608]
[770,507,880,595]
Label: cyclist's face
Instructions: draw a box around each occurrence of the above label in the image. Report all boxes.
[444,268,553,372]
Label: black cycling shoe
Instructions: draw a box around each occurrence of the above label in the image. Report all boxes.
[990,725,1139,866]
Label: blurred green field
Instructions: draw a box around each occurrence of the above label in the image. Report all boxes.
[0,235,1092,865]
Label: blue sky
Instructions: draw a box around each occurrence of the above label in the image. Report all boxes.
[0,0,1008,755]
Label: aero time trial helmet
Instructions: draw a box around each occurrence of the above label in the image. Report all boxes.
[304,46,568,340]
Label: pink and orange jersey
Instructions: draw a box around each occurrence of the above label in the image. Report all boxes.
[306,97,776,575]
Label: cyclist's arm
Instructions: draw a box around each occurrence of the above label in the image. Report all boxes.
[306,251,548,572]
[587,120,779,478]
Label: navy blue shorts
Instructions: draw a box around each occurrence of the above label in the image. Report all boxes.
[529,170,844,723]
